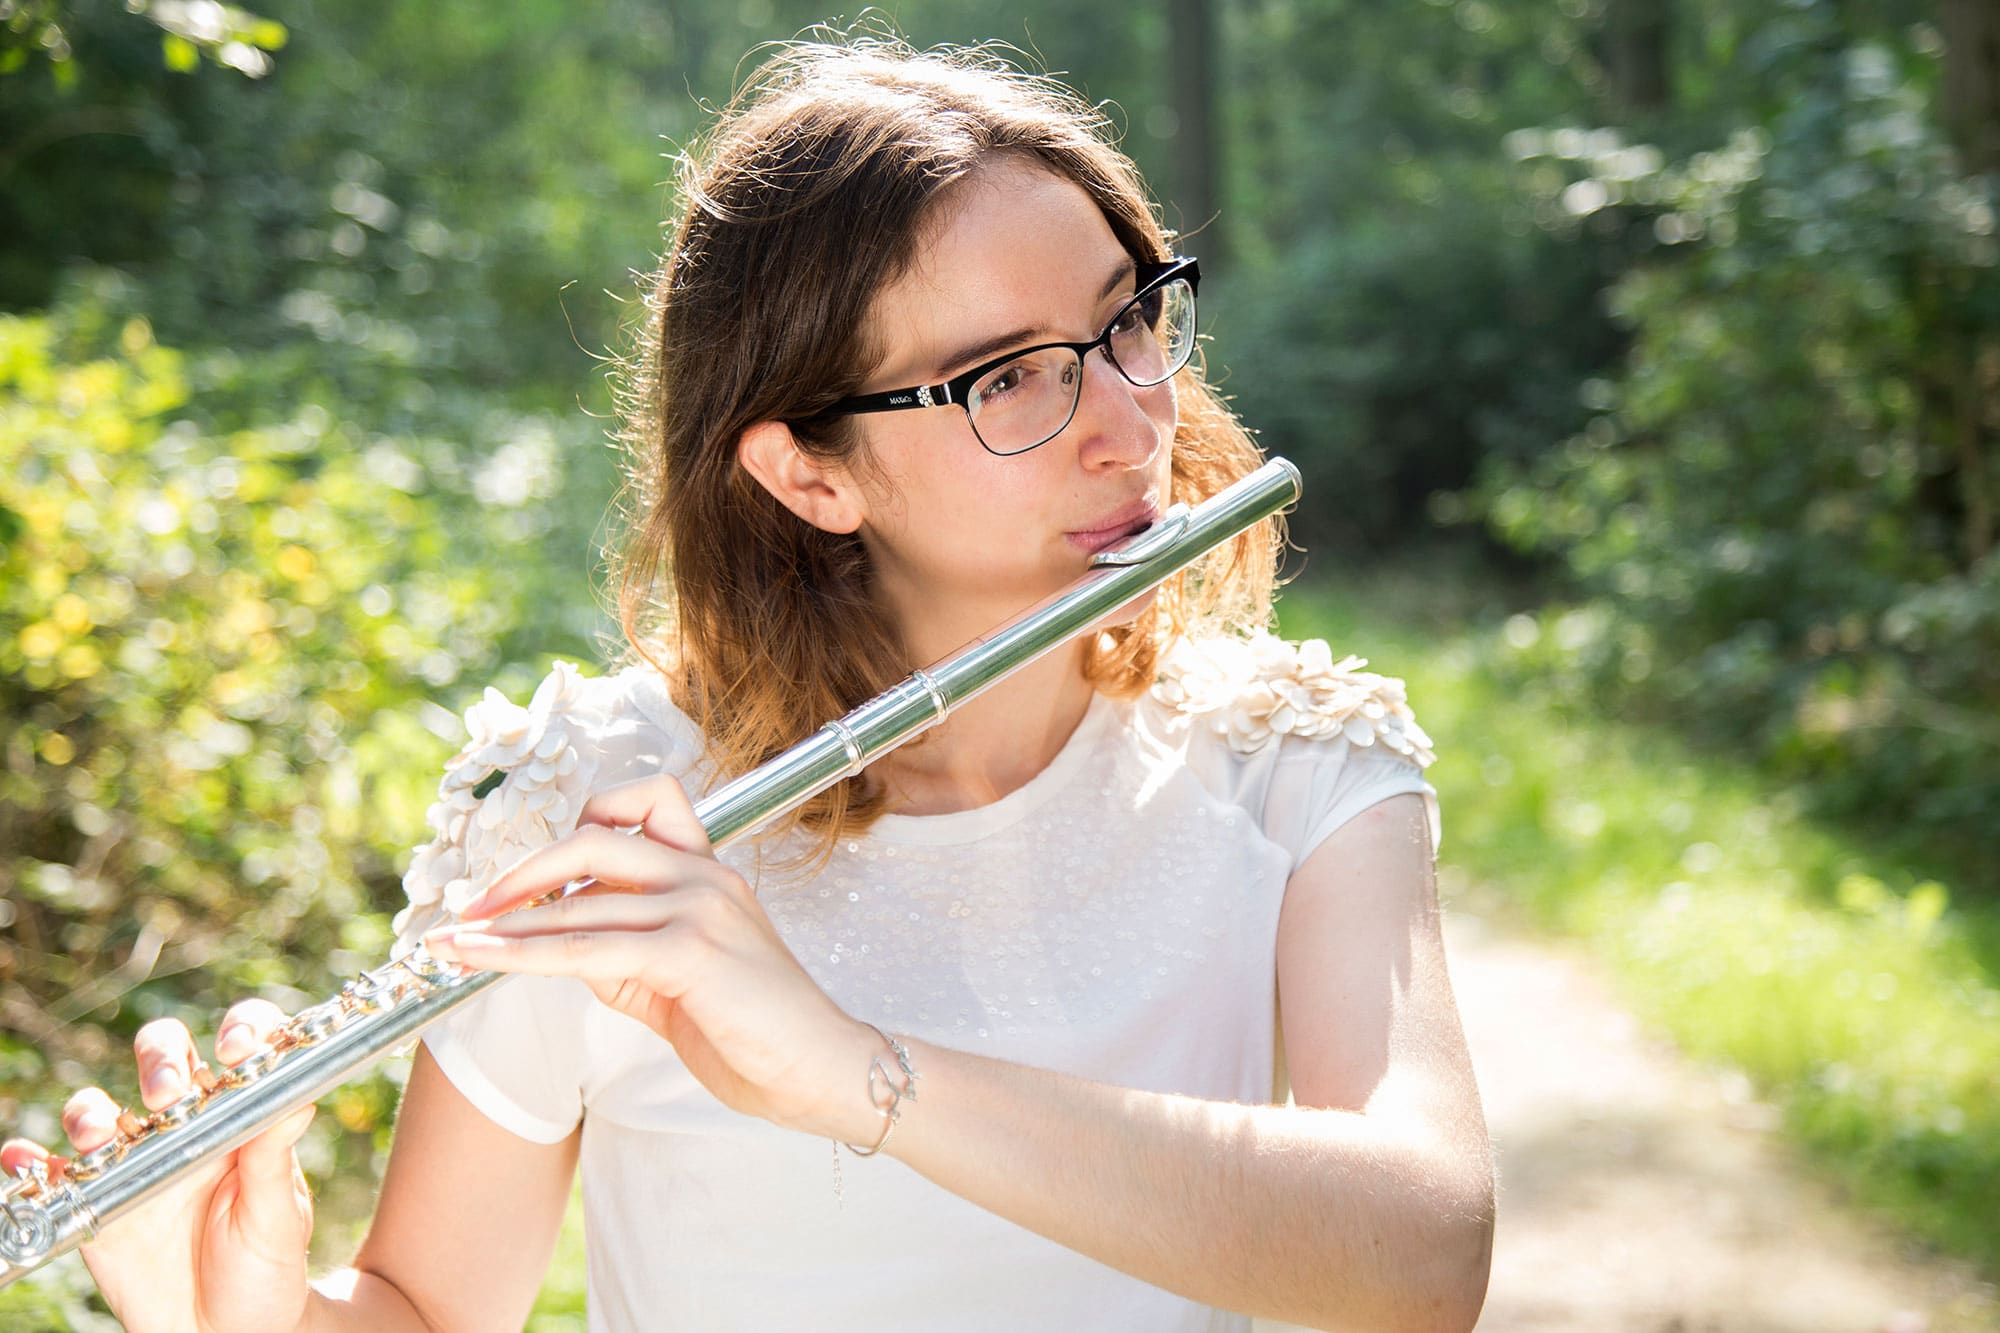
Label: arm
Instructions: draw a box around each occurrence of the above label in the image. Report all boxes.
[302,1046,579,1333]
[426,778,1492,1331]
[869,792,1493,1331]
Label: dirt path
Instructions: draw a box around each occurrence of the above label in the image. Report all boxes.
[1261,908,1999,1333]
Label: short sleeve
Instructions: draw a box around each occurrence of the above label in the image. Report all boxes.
[394,662,705,1140]
[423,974,593,1143]
[1265,741,1440,872]
[1147,633,1440,873]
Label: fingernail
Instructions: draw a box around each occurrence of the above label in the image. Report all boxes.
[78,1107,116,1139]
[425,917,491,939]
[145,1066,184,1102]
[215,1024,249,1062]
[424,930,503,961]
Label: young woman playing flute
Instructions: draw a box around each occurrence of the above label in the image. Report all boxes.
[6,34,1493,1332]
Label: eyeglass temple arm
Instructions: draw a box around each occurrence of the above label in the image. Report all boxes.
[829,382,958,415]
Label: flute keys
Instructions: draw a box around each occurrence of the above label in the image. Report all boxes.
[406,948,470,988]
[154,1089,204,1129]
[68,1141,122,1181]
[341,975,399,1014]
[230,1045,284,1086]
[0,1178,54,1266]
[303,1010,339,1040]
[280,1004,345,1048]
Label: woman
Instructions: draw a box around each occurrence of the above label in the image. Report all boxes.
[6,36,1493,1332]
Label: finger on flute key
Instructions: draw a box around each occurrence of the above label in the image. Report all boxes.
[133,1018,201,1111]
[0,1137,58,1176]
[61,1086,123,1154]
[214,998,291,1066]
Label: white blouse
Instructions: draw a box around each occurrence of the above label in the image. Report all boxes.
[402,637,1438,1332]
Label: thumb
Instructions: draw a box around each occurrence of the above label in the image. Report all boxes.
[222,1104,316,1241]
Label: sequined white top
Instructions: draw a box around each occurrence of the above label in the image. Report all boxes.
[411,641,1437,1333]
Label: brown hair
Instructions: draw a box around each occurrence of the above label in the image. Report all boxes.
[611,34,1278,854]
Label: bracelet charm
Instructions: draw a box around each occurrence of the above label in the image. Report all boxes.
[840,1023,919,1158]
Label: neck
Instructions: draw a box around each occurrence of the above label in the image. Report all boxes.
[871,638,1097,816]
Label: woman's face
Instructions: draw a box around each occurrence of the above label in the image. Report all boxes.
[843,157,1178,650]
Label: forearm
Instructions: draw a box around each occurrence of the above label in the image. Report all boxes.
[873,1038,1493,1332]
[300,1268,438,1333]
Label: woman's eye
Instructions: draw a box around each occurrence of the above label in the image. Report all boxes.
[1108,293,1159,338]
[979,362,1028,399]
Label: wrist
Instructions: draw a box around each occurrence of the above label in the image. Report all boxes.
[799,1019,916,1145]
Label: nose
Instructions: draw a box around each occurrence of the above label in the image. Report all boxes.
[1068,345,1171,471]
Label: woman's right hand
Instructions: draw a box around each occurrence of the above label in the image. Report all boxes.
[0,1001,318,1333]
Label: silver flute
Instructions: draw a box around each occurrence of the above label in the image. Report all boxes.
[0,456,1300,1288]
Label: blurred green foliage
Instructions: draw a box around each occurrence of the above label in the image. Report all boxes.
[0,278,601,1318]
[1481,5,2000,874]
[0,0,686,395]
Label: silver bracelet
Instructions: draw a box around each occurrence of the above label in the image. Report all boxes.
[840,1022,919,1158]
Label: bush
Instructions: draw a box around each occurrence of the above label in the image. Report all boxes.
[1480,32,2000,881]
[0,283,601,1315]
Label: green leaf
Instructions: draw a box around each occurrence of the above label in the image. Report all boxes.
[162,33,199,74]
[1905,881,1948,938]
[1836,873,1889,917]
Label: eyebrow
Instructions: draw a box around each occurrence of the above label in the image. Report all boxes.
[929,256,1137,382]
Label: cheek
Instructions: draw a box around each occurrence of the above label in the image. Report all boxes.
[1133,378,1179,452]
[1142,380,1179,474]
[857,424,1038,550]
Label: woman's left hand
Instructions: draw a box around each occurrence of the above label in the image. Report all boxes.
[422,774,876,1141]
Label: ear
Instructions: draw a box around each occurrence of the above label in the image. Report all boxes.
[736,421,865,535]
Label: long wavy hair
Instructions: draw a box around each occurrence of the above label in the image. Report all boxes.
[611,35,1279,855]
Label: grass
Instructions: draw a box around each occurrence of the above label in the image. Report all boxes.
[1278,568,2000,1278]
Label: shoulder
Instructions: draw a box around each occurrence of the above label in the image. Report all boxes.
[1146,631,1435,768]
[393,661,709,951]
[1140,631,1439,867]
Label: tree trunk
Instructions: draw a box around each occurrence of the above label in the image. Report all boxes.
[1942,0,2000,175]
[1169,0,1221,265]
[1955,343,1995,565]
[1603,0,1672,116]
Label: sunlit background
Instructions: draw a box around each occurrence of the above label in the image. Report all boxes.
[3,1,1996,1327]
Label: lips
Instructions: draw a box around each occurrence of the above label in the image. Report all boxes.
[1065,498,1162,554]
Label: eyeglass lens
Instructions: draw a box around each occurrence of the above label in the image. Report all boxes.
[966,276,1196,456]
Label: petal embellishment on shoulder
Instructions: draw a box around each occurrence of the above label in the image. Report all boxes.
[393,661,604,956]
[1151,632,1437,766]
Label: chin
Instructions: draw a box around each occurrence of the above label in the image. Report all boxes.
[1086,584,1160,637]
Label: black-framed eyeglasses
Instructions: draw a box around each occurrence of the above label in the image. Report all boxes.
[823,256,1200,457]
